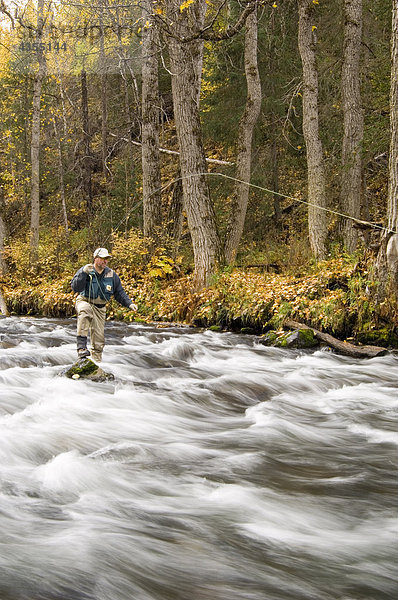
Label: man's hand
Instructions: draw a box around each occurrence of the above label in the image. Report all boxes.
[129,303,138,311]
[83,263,94,274]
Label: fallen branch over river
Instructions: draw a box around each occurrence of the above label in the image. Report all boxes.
[284,320,388,358]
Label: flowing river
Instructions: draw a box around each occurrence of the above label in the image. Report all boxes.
[0,316,397,600]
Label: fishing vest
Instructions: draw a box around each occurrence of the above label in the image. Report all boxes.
[80,268,115,304]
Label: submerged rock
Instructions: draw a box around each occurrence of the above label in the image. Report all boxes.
[259,331,278,346]
[63,358,115,382]
[283,328,319,349]
[260,328,319,349]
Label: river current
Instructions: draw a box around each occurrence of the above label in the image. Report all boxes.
[0,316,397,600]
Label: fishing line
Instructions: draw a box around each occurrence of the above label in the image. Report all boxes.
[160,171,397,236]
[85,169,398,254]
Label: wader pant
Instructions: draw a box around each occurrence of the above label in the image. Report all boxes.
[75,296,106,362]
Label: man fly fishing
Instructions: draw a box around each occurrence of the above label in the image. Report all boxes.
[71,247,137,362]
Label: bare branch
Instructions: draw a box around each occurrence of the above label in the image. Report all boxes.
[154,0,260,44]
[108,131,234,165]
[200,1,257,42]
[0,0,15,27]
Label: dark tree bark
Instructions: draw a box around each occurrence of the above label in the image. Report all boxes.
[297,0,328,259]
[341,0,364,253]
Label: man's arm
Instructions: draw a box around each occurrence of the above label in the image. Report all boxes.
[71,267,90,293]
[113,273,135,308]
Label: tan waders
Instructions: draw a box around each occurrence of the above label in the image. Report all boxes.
[75,296,106,362]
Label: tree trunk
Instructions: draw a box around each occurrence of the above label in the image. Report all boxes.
[53,116,69,234]
[141,0,162,240]
[271,136,281,225]
[191,0,207,106]
[30,0,46,262]
[268,12,281,226]
[297,0,328,259]
[0,204,7,275]
[225,6,262,264]
[165,1,206,254]
[166,0,221,288]
[111,5,139,219]
[377,0,398,291]
[341,0,364,253]
[284,320,388,358]
[99,1,108,177]
[81,70,93,216]
[0,191,7,315]
[110,2,141,110]
[167,170,184,250]
[388,1,398,239]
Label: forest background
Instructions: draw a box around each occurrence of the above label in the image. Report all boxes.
[0,0,397,347]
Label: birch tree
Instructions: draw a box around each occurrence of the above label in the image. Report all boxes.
[297,0,328,259]
[225,4,261,264]
[341,0,363,253]
[30,0,47,261]
[377,0,398,290]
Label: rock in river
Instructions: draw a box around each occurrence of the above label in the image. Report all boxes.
[63,358,115,382]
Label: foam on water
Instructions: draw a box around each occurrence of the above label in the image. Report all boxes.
[0,317,397,600]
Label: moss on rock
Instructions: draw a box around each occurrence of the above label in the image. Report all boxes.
[259,328,318,349]
[355,328,398,348]
[63,358,115,382]
[259,331,278,346]
[292,328,319,348]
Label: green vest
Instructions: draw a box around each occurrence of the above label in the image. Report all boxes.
[80,268,114,303]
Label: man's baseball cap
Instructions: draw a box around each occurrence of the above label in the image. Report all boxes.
[93,247,111,259]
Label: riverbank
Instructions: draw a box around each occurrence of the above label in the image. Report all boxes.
[2,256,397,348]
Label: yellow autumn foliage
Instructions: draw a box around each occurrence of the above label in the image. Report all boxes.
[2,248,390,341]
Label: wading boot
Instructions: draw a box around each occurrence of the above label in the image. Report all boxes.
[77,348,90,359]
